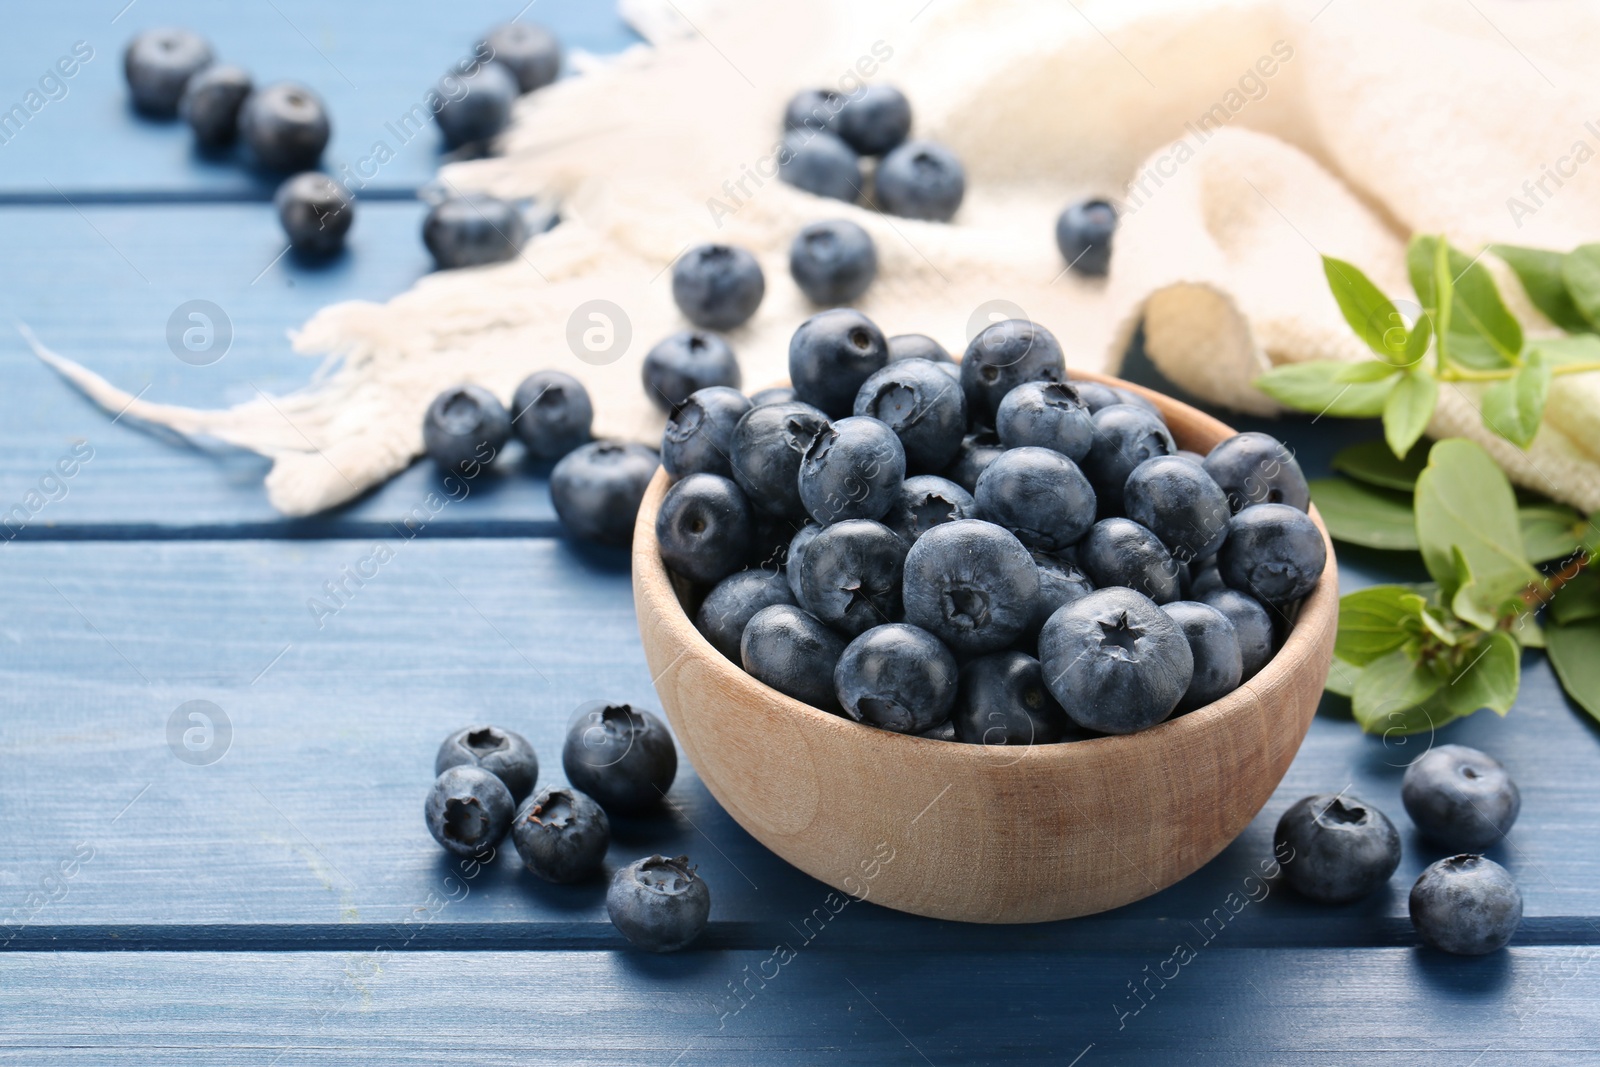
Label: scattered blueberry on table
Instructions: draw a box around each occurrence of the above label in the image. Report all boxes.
[562,703,679,814]
[607,855,712,953]
[512,786,611,884]
[671,244,766,331]
[1410,854,1523,955]
[274,171,354,255]
[642,330,742,411]
[1402,745,1522,852]
[425,764,515,857]
[790,219,878,305]
[875,139,966,221]
[550,441,661,546]
[124,28,214,117]
[480,21,563,94]
[423,193,528,269]
[180,64,252,146]
[511,371,594,460]
[422,384,511,473]
[239,82,331,172]
[434,61,520,148]
[1055,198,1118,277]
[435,725,540,803]
[1275,793,1403,905]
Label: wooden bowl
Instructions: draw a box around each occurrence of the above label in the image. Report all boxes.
[631,371,1337,923]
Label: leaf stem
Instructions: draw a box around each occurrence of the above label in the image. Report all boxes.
[1438,360,1600,383]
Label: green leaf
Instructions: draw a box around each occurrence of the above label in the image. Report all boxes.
[1410,236,1523,370]
[1492,244,1592,333]
[1324,255,1410,362]
[1479,350,1550,448]
[1559,243,1600,332]
[1332,440,1429,491]
[1437,630,1521,717]
[1414,439,1539,602]
[1546,619,1600,724]
[1336,586,1426,665]
[1447,546,1513,631]
[1323,657,1360,698]
[1352,648,1447,734]
[1254,361,1397,417]
[1532,333,1600,368]
[1551,566,1600,625]
[1402,311,1433,370]
[1308,477,1420,550]
[1519,503,1587,562]
[1383,369,1438,458]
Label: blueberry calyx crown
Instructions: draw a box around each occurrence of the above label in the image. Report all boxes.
[463,727,508,756]
[525,788,574,829]
[443,797,491,845]
[1315,797,1369,827]
[634,855,700,895]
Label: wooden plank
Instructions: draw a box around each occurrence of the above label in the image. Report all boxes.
[0,200,562,532]
[2,538,1597,943]
[0,0,639,197]
[1,948,1597,1064]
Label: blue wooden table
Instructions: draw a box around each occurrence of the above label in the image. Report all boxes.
[3,4,1598,1063]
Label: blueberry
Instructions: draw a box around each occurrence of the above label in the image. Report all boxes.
[425,765,514,857]
[672,244,765,331]
[655,474,754,585]
[1071,381,1124,413]
[1055,199,1117,277]
[661,386,749,479]
[902,519,1039,655]
[1123,455,1232,561]
[423,385,511,473]
[790,220,877,305]
[562,702,678,814]
[1409,854,1522,955]
[1160,601,1243,712]
[1188,562,1227,599]
[512,786,608,884]
[436,725,539,802]
[274,172,354,256]
[697,568,795,662]
[875,140,965,221]
[944,431,1006,493]
[749,386,798,407]
[550,441,660,545]
[798,416,906,525]
[1078,518,1180,604]
[750,513,806,574]
[835,623,958,733]
[974,447,1097,553]
[785,521,823,600]
[180,64,250,145]
[1110,387,1163,418]
[607,855,710,952]
[239,82,330,172]
[1402,745,1521,852]
[1198,588,1275,679]
[124,28,213,117]
[729,400,831,518]
[1038,587,1192,733]
[1080,403,1177,514]
[1275,793,1402,904]
[1202,431,1311,513]
[794,519,906,637]
[853,359,966,472]
[888,334,951,363]
[435,61,519,148]
[779,130,862,203]
[642,331,741,412]
[1218,503,1326,604]
[995,381,1093,461]
[1029,549,1095,638]
[512,370,593,460]
[742,603,847,710]
[952,650,1075,746]
[835,84,912,155]
[481,22,562,93]
[423,194,528,269]
[789,308,889,418]
[960,320,1067,425]
[784,88,844,132]
[882,475,974,544]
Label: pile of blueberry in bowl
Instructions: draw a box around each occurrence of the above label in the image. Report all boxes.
[631,310,1337,922]
[647,310,1326,741]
